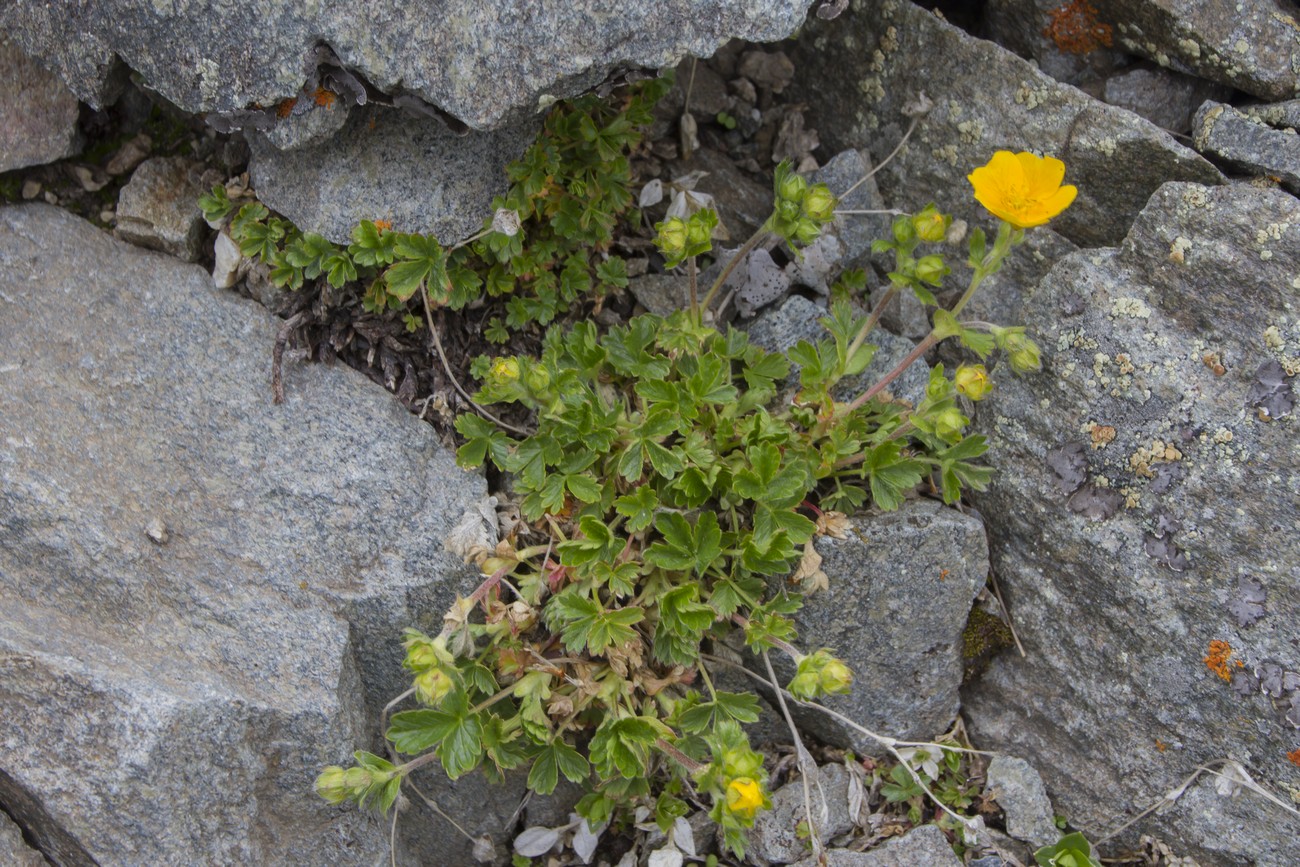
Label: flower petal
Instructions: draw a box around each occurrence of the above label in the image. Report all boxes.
[1043,183,1078,219]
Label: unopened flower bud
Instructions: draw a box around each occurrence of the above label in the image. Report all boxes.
[818,656,854,694]
[933,406,967,440]
[488,356,520,385]
[914,254,949,286]
[524,364,551,393]
[793,220,823,246]
[315,766,350,804]
[415,666,455,704]
[778,171,807,203]
[655,218,687,256]
[912,207,948,243]
[1000,331,1042,374]
[721,745,764,779]
[892,215,917,246]
[802,185,837,222]
[954,364,993,401]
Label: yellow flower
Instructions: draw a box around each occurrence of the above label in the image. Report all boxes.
[967,151,1077,229]
[724,777,765,819]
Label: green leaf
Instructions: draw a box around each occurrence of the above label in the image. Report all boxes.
[385,234,447,301]
[863,441,927,511]
[614,486,658,533]
[678,691,762,733]
[349,220,399,267]
[197,184,234,224]
[645,512,719,575]
[454,413,512,469]
[658,585,715,636]
[589,716,666,779]
[528,741,591,795]
[547,591,644,654]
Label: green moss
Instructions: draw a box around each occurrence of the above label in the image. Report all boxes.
[962,605,1014,682]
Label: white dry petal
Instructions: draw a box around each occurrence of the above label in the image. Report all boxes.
[513,826,562,857]
[671,816,696,857]
[471,835,497,863]
[648,846,684,867]
[571,818,603,864]
[491,208,522,237]
[639,178,665,209]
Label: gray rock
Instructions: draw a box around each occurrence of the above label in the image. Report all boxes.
[810,148,890,272]
[748,762,855,865]
[746,295,931,407]
[0,812,48,867]
[1092,0,1300,101]
[792,0,1220,253]
[0,0,816,130]
[963,182,1300,866]
[983,0,1124,89]
[1193,101,1300,194]
[1102,66,1231,135]
[767,500,987,754]
[0,37,81,172]
[628,273,691,316]
[248,105,538,245]
[790,825,961,867]
[984,756,1059,850]
[0,204,497,866]
[261,99,355,152]
[1240,99,1300,131]
[114,156,212,262]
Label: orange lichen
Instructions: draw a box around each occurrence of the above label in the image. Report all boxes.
[1287,749,1300,767]
[313,88,337,108]
[1203,640,1236,682]
[277,98,298,119]
[1155,739,1167,752]
[373,219,393,232]
[1044,1,1113,54]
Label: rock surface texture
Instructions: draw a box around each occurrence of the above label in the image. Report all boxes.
[1193,101,1300,195]
[964,182,1300,866]
[0,205,495,865]
[1092,0,1300,101]
[0,1,818,130]
[247,105,539,245]
[0,38,81,172]
[790,825,961,867]
[114,156,212,261]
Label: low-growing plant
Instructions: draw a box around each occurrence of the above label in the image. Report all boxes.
[200,77,671,333]
[317,149,1075,859]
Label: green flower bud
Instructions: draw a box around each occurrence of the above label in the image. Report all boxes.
[818,656,854,695]
[720,744,764,779]
[414,666,455,705]
[914,254,949,286]
[954,364,993,401]
[315,766,350,804]
[524,363,551,394]
[777,198,802,224]
[777,171,807,203]
[793,220,823,246]
[488,356,520,386]
[788,666,821,700]
[655,217,687,257]
[912,207,949,243]
[892,214,917,246]
[343,767,373,790]
[801,184,837,222]
[402,631,454,673]
[1001,331,1042,374]
[933,406,968,440]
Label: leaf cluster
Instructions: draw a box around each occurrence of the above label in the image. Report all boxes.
[208,77,670,332]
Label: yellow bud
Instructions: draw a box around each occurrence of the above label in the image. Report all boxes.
[954,364,993,401]
[655,218,687,254]
[912,208,949,243]
[489,356,520,384]
[724,777,766,820]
